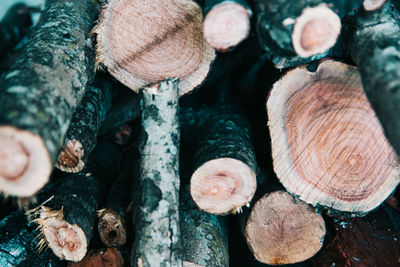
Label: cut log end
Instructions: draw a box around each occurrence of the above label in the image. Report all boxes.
[68,248,124,267]
[190,158,256,215]
[55,140,84,173]
[267,60,400,213]
[203,2,251,51]
[363,0,386,11]
[183,261,204,267]
[292,5,341,58]
[0,126,51,197]
[98,209,127,247]
[244,191,325,265]
[40,208,87,262]
[95,0,215,95]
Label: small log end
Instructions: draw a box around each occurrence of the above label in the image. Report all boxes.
[55,140,85,173]
[363,0,386,11]
[98,209,127,247]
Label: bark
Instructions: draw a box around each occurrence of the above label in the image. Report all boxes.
[202,0,252,51]
[56,80,113,173]
[180,186,229,267]
[308,205,400,267]
[190,104,257,214]
[0,0,98,197]
[267,60,400,214]
[68,248,124,267]
[0,211,64,267]
[0,3,33,59]
[343,1,400,158]
[131,79,182,267]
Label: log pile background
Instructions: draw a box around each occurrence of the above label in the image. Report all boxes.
[0,0,400,266]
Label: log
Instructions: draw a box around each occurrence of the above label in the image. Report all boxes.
[267,60,400,214]
[0,0,98,197]
[0,3,33,59]
[190,105,257,215]
[29,141,121,262]
[131,79,182,267]
[180,186,229,267]
[242,190,326,265]
[308,205,400,266]
[363,0,387,11]
[94,0,215,95]
[343,1,400,158]
[0,211,64,266]
[56,80,112,173]
[202,0,252,51]
[68,248,124,267]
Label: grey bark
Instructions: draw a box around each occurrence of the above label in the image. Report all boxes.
[0,0,98,170]
[343,1,400,157]
[131,79,182,267]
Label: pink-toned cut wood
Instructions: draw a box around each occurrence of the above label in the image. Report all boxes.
[94,0,215,95]
[183,262,204,267]
[292,5,341,57]
[363,0,386,11]
[244,191,326,265]
[68,248,124,267]
[267,60,400,214]
[203,2,251,51]
[0,126,51,197]
[55,140,84,173]
[97,209,127,248]
[191,158,256,215]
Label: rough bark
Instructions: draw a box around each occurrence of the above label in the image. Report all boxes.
[308,205,400,267]
[56,80,112,173]
[131,79,182,267]
[202,0,252,51]
[68,248,124,267]
[190,104,257,215]
[267,60,400,214]
[343,1,400,158]
[0,3,33,59]
[180,186,229,267]
[0,211,64,267]
[94,0,215,95]
[0,0,98,197]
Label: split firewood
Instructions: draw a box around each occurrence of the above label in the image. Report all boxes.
[94,0,215,95]
[189,103,257,215]
[131,79,182,267]
[56,79,113,173]
[0,211,64,266]
[180,186,229,267]
[0,0,98,197]
[267,60,400,214]
[202,0,252,51]
[0,3,35,59]
[28,141,121,262]
[68,248,124,267]
[343,1,400,158]
[308,205,400,266]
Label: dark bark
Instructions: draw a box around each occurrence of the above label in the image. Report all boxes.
[0,0,98,195]
[180,186,229,267]
[0,3,34,59]
[343,1,400,157]
[0,211,65,267]
[56,79,113,172]
[131,79,182,267]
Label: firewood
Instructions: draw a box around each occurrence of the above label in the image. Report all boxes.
[180,186,229,267]
[68,248,124,267]
[131,79,182,267]
[0,0,98,197]
[29,141,121,262]
[189,102,257,215]
[267,60,400,214]
[242,190,326,265]
[94,0,215,95]
[343,1,400,158]
[0,3,34,59]
[202,0,252,51]
[308,205,400,266]
[363,0,387,11]
[56,80,113,173]
[0,211,64,266]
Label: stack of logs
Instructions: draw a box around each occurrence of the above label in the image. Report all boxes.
[0,0,399,266]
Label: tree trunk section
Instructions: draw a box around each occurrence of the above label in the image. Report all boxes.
[267,60,400,214]
[0,0,98,197]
